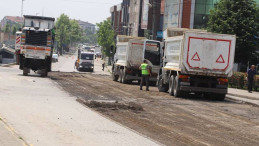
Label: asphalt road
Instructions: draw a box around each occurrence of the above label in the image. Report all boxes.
[48,54,259,146]
[0,63,160,146]
[51,53,110,76]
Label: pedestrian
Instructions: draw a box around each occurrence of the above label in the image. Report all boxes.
[139,60,152,91]
[74,60,77,69]
[102,60,105,71]
[247,65,256,93]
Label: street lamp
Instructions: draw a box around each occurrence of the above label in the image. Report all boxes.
[21,0,25,18]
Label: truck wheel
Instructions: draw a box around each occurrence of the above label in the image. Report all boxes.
[121,69,128,84]
[19,55,24,70]
[119,69,123,83]
[168,76,174,96]
[23,67,28,76]
[41,69,48,77]
[173,76,181,97]
[112,70,119,81]
[158,75,168,92]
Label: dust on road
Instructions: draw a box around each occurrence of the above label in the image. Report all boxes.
[49,72,259,146]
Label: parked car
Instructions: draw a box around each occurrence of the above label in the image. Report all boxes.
[52,54,59,62]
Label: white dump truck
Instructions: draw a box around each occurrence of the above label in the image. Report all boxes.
[158,28,236,100]
[18,15,55,77]
[75,49,95,72]
[112,35,162,84]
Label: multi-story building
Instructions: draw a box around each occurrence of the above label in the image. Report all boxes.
[164,0,259,30]
[110,4,122,35]
[77,20,96,34]
[110,0,163,40]
[0,16,23,30]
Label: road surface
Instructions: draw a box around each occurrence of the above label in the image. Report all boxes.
[1,53,259,146]
[0,64,160,146]
[49,54,259,146]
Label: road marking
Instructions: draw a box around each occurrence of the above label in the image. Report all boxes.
[0,115,31,146]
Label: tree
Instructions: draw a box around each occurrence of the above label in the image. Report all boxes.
[70,19,82,45]
[4,22,10,33]
[208,0,259,64]
[81,28,97,45]
[12,26,17,35]
[96,20,115,57]
[55,14,71,50]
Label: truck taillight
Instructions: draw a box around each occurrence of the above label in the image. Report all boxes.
[47,36,52,47]
[217,78,228,85]
[21,34,25,44]
[179,75,190,82]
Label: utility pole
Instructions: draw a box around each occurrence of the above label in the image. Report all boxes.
[21,0,25,18]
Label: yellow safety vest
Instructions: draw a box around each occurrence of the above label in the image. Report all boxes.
[141,63,149,75]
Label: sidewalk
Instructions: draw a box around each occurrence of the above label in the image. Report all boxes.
[227,88,259,106]
[0,118,25,146]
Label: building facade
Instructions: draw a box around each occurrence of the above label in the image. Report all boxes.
[77,20,96,34]
[0,16,23,30]
[164,0,259,30]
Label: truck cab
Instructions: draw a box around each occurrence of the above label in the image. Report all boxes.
[76,51,95,72]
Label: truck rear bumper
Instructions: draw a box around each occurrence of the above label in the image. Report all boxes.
[180,86,228,94]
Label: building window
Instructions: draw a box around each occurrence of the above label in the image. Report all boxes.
[193,0,218,29]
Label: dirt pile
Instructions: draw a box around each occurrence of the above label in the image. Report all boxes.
[77,99,144,112]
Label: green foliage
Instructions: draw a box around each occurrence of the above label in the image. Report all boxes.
[96,20,115,57]
[70,19,82,44]
[55,14,71,48]
[208,0,259,64]
[229,72,246,89]
[12,26,17,35]
[229,72,259,91]
[55,14,97,49]
[81,28,97,45]
[4,22,10,33]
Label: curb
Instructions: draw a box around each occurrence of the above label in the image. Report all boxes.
[0,63,16,67]
[227,93,259,101]
[226,94,259,107]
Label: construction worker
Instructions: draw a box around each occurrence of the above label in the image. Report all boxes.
[102,60,105,71]
[139,60,151,91]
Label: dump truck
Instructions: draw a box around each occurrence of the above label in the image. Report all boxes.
[112,35,163,84]
[76,49,95,72]
[18,15,55,77]
[158,28,236,100]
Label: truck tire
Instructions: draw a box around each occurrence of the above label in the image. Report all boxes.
[119,69,123,83]
[168,76,174,96]
[112,70,119,81]
[158,75,168,92]
[23,67,28,76]
[173,76,182,97]
[19,55,24,70]
[121,69,128,84]
[41,69,48,77]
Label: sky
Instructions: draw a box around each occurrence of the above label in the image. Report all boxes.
[0,0,122,24]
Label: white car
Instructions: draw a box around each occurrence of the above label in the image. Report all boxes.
[52,54,59,62]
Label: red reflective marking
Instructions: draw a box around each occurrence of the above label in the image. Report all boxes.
[187,36,232,71]
[191,52,200,61]
[132,43,158,47]
[216,54,225,63]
